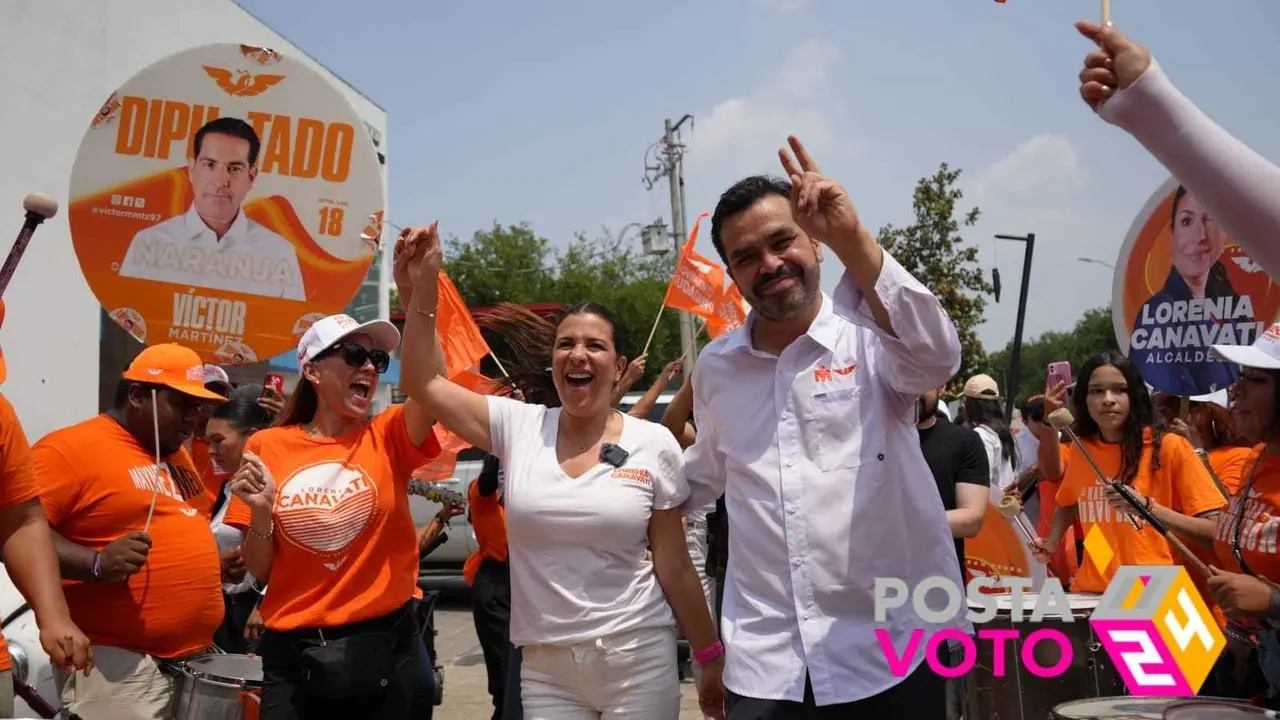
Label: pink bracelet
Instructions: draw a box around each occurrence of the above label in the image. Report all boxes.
[693,640,724,665]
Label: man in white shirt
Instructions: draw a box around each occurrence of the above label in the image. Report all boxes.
[682,136,967,717]
[119,117,307,301]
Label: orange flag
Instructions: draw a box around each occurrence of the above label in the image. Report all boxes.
[707,283,749,338]
[437,269,490,379]
[415,368,503,481]
[662,213,724,321]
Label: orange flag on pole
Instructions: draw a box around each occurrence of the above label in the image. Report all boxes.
[662,213,724,322]
[436,269,490,380]
[706,283,749,339]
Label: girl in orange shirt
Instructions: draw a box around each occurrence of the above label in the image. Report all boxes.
[1032,352,1226,594]
[225,305,441,717]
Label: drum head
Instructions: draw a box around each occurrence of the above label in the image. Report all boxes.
[1051,696,1173,719]
[1164,700,1279,718]
[186,654,263,686]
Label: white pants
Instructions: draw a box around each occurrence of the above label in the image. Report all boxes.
[684,520,717,686]
[521,627,681,719]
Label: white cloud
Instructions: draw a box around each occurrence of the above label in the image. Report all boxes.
[685,39,855,199]
[962,133,1118,351]
[749,0,810,14]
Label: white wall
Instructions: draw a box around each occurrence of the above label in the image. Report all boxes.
[0,0,387,441]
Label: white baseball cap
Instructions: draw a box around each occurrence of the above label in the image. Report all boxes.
[1212,323,1280,371]
[297,314,401,371]
[202,364,232,393]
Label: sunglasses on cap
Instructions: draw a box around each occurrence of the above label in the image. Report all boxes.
[318,342,391,374]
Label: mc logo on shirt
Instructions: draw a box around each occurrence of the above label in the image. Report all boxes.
[275,461,378,569]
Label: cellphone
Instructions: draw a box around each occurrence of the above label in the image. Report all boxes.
[262,373,284,398]
[1047,361,1073,391]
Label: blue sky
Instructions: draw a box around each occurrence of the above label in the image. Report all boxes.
[236,0,1280,354]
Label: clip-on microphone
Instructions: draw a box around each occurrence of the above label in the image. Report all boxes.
[601,443,629,468]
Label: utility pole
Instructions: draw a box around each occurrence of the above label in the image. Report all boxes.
[647,115,698,380]
[995,233,1036,423]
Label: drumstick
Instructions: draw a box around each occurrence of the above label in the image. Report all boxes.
[143,388,160,532]
[998,495,1056,578]
[1102,0,1112,27]
[0,193,57,299]
[1048,408,1211,579]
[1047,408,1142,531]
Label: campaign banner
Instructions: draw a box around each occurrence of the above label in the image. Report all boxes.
[69,43,385,364]
[1112,177,1277,396]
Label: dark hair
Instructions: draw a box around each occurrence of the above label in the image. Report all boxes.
[1019,396,1046,423]
[212,384,274,434]
[1072,351,1163,485]
[114,379,163,409]
[1199,402,1249,450]
[964,396,1016,462]
[478,302,626,408]
[1170,184,1234,297]
[710,175,792,266]
[276,380,318,428]
[194,117,261,166]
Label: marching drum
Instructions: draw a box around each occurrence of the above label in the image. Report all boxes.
[172,653,263,720]
[1164,700,1280,718]
[1052,697,1278,719]
[963,592,1126,720]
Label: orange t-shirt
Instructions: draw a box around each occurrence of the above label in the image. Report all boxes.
[462,473,508,587]
[1178,445,1251,626]
[0,393,41,671]
[33,415,223,659]
[1055,431,1226,594]
[1213,448,1280,579]
[223,405,439,631]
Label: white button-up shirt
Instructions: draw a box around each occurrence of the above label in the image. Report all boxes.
[120,205,307,301]
[683,252,970,705]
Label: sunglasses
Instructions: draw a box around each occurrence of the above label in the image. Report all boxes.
[319,342,391,374]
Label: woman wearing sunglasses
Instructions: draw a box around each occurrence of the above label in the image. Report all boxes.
[222,306,442,720]
[1203,328,1280,708]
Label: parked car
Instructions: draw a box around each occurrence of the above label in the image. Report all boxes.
[414,446,488,575]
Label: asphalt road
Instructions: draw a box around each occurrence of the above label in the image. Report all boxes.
[424,577,705,719]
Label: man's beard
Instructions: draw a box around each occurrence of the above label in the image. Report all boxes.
[917,397,939,423]
[751,262,820,322]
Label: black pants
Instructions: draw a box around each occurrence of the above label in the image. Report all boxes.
[213,591,259,654]
[472,559,513,720]
[259,602,420,720]
[726,661,946,719]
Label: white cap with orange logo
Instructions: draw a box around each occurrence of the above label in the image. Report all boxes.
[1212,323,1280,371]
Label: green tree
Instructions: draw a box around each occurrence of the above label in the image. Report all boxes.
[877,163,992,394]
[411,223,686,389]
[985,307,1119,401]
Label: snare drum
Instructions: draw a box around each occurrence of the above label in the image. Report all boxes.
[1052,696,1279,718]
[962,592,1126,720]
[1164,700,1280,718]
[172,653,263,720]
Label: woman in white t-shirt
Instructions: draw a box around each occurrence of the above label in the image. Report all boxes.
[395,224,726,720]
[961,374,1017,498]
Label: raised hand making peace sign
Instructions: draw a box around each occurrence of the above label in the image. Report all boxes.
[778,135,864,245]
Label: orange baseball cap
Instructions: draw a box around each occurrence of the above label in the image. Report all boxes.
[122,344,227,401]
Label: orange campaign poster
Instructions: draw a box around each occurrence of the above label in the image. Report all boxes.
[68,43,385,364]
[1113,176,1278,396]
